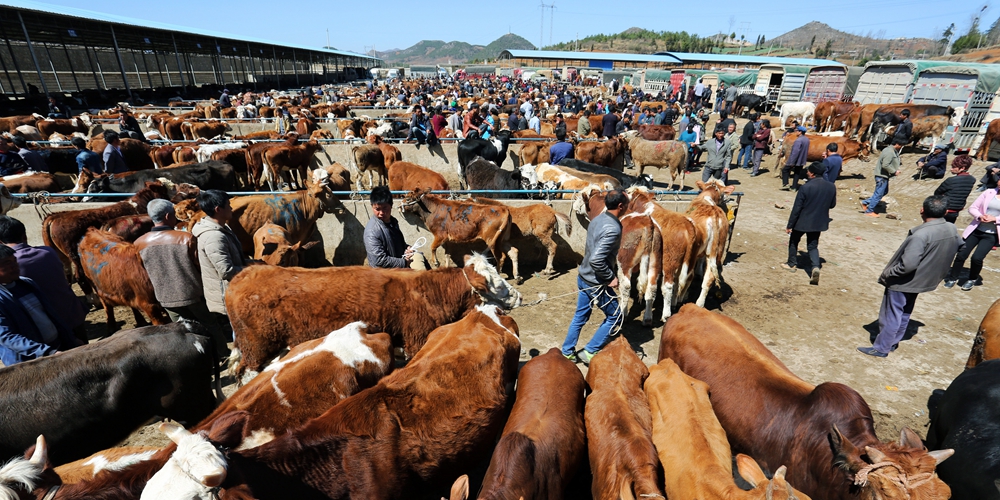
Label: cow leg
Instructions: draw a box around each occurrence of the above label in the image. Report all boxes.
[617,267,635,321]
[146,305,170,326]
[508,246,520,284]
[695,254,720,308]
[102,299,119,335]
[539,233,558,275]
[428,237,443,268]
[131,307,150,327]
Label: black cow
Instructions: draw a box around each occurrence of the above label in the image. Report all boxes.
[87,160,236,194]
[732,93,767,117]
[868,105,954,143]
[458,129,513,172]
[0,322,221,465]
[926,359,998,499]
[557,158,653,188]
[464,156,526,198]
[37,147,83,174]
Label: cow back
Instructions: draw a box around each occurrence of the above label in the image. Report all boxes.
[967,298,1000,369]
[388,161,448,192]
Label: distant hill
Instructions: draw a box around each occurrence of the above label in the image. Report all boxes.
[376,34,534,65]
[544,27,717,54]
[771,21,938,61]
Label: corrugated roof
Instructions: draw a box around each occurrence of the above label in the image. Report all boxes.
[661,52,843,67]
[0,0,380,61]
[501,50,682,64]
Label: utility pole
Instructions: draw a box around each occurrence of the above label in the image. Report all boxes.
[539,0,545,50]
[326,29,330,49]
[548,3,556,46]
[738,22,750,55]
[976,5,988,50]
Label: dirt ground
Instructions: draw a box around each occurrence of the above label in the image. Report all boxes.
[84,121,996,450]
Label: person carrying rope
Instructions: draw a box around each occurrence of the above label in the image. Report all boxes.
[363,186,428,270]
[561,188,627,365]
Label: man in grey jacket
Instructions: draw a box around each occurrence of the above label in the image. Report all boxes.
[192,190,248,344]
[697,127,733,182]
[858,195,960,358]
[363,186,427,269]
[562,189,627,365]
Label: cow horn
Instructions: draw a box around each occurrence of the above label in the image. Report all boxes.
[28,435,47,465]
[928,449,954,465]
[159,420,193,444]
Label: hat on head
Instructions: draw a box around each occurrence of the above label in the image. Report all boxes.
[796,126,807,133]
[933,143,946,150]
[146,199,175,224]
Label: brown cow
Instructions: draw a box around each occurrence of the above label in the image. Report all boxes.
[244,134,298,190]
[209,148,249,187]
[645,358,811,500]
[310,163,352,194]
[659,305,954,500]
[233,130,283,140]
[0,114,41,133]
[295,116,317,136]
[180,121,230,140]
[36,116,92,138]
[226,254,520,374]
[141,306,521,500]
[29,322,394,500]
[471,197,570,281]
[517,141,554,166]
[637,123,676,141]
[890,115,949,150]
[367,134,402,169]
[388,161,448,192]
[150,144,179,169]
[99,215,153,242]
[77,228,169,333]
[0,172,61,193]
[262,139,323,190]
[627,135,688,188]
[585,336,664,500]
[576,136,627,169]
[51,446,161,485]
[775,132,871,167]
[401,189,514,272]
[42,183,169,296]
[352,144,387,190]
[977,119,1000,161]
[966,298,1000,369]
[687,180,735,308]
[451,347,586,500]
[815,101,859,133]
[252,222,319,266]
[221,180,342,254]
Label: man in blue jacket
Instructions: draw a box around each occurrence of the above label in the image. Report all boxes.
[781,126,810,191]
[781,163,837,285]
[0,244,82,365]
[916,144,948,179]
[562,189,626,365]
[821,143,843,182]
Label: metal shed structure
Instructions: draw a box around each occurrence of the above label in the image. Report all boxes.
[753,64,824,107]
[497,50,682,70]
[907,64,1000,153]
[802,65,850,103]
[849,60,994,105]
[0,0,380,100]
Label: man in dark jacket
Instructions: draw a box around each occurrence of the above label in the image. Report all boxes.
[601,105,620,138]
[782,126,810,190]
[363,186,425,270]
[934,154,976,224]
[0,139,27,177]
[858,195,961,357]
[72,137,102,174]
[916,144,948,179]
[101,131,128,174]
[737,113,757,170]
[781,163,837,285]
[892,109,912,146]
[562,189,626,364]
[821,142,843,182]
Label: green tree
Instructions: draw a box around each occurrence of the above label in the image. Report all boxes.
[809,35,817,52]
[730,32,736,41]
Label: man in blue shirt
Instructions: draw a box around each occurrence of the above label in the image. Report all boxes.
[0,244,82,365]
[72,137,102,174]
[549,129,574,165]
[821,143,843,182]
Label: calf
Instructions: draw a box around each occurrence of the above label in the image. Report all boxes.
[454,348,586,500]
[465,157,526,195]
[252,222,319,266]
[225,179,342,254]
[585,337,663,500]
[0,172,60,193]
[732,93,768,118]
[33,323,393,500]
[311,163,352,193]
[0,114,41,133]
[517,141,553,167]
[388,161,448,192]
[86,161,237,193]
[36,116,92,138]
[401,189,514,272]
[659,305,953,500]
[141,306,521,500]
[0,323,219,466]
[617,209,663,326]
[903,115,949,149]
[51,446,160,485]
[558,158,652,189]
[646,358,810,499]
[528,163,619,198]
[351,144,387,189]
[42,183,169,296]
[195,142,247,164]
[78,228,170,333]
[367,134,402,169]
[627,135,688,189]
[779,102,817,127]
[245,135,298,190]
[965,297,1000,369]
[686,180,735,308]
[225,254,521,375]
[457,129,513,176]
[977,119,1000,161]
[925,359,997,499]
[575,136,627,169]
[180,121,230,140]
[262,139,323,190]
[471,197,571,281]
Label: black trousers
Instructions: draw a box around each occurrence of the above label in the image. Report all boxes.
[782,164,803,188]
[951,229,996,282]
[788,230,821,270]
[944,211,959,224]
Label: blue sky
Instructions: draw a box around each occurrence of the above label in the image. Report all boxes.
[31,0,994,55]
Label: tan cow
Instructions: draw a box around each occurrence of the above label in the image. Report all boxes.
[471,197,570,282]
[627,135,688,189]
[252,222,320,266]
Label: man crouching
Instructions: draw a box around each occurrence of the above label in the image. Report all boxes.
[364,185,428,269]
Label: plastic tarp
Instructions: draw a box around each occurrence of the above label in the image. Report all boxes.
[861,60,997,85]
[845,66,864,95]
[685,69,758,87]
[919,65,1000,94]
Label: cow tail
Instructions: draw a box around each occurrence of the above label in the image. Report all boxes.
[554,211,572,237]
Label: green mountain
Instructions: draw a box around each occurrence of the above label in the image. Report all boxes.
[377,33,534,65]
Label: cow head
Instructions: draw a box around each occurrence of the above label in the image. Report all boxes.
[259,239,320,267]
[735,455,807,500]
[950,106,965,127]
[307,179,345,215]
[859,141,872,162]
[400,188,430,215]
[517,164,539,189]
[0,435,48,499]
[463,253,522,310]
[142,421,231,500]
[830,425,953,500]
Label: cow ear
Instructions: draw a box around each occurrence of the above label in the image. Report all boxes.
[830,425,865,473]
[261,242,278,256]
[695,180,706,191]
[898,427,924,449]
[206,411,249,448]
[735,454,768,487]
[723,185,736,195]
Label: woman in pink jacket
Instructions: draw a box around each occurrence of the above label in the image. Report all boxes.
[944,186,1000,291]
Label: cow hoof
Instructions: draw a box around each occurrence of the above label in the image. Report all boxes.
[515,276,524,285]
[642,319,652,327]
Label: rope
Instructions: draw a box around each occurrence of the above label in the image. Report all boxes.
[26,191,52,220]
[517,284,604,307]
[853,461,935,499]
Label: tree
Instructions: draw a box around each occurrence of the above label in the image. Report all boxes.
[989,15,1000,46]
[809,35,817,52]
[730,32,737,41]
[760,34,766,45]
[940,23,956,54]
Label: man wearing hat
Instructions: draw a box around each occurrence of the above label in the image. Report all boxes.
[781,126,810,191]
[219,89,232,109]
[861,139,904,217]
[916,144,949,179]
[133,199,224,352]
[892,109,912,146]
[781,162,837,285]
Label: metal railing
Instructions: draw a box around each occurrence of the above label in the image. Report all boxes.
[12,189,740,199]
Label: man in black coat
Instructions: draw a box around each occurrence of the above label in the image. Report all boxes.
[781,162,837,285]
[893,109,912,145]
